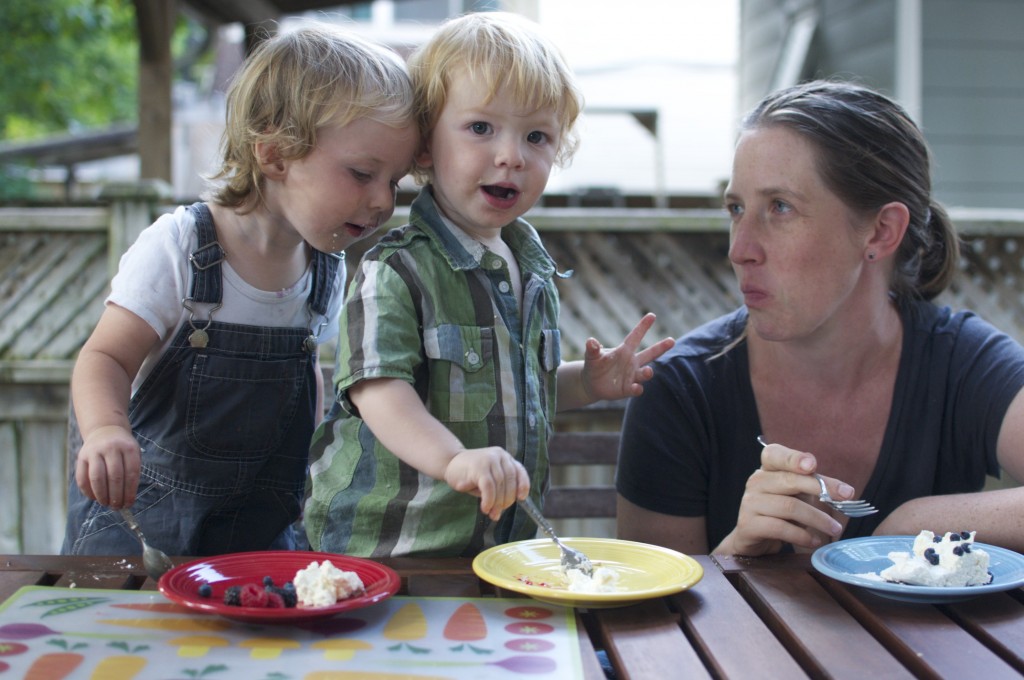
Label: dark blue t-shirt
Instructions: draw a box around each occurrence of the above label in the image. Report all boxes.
[616,301,1024,551]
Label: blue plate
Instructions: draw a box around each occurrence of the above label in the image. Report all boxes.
[811,535,1024,603]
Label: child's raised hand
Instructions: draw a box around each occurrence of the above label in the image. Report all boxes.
[444,447,530,521]
[582,312,675,401]
[75,425,142,509]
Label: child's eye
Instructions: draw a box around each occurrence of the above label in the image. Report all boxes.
[350,169,372,182]
[470,121,491,135]
[526,130,548,144]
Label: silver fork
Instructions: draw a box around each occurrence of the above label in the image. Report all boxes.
[757,436,879,517]
[811,474,879,517]
[518,497,594,577]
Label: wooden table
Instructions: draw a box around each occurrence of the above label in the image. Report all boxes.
[1,553,1021,679]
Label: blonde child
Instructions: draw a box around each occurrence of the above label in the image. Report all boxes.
[306,12,673,558]
[63,24,418,556]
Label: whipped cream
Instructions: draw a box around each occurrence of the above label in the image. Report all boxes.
[880,530,992,587]
[293,560,365,607]
[565,566,620,593]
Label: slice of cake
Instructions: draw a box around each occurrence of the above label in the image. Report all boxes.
[880,530,992,587]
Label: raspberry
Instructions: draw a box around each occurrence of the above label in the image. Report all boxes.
[238,582,269,608]
[265,591,285,608]
[223,586,241,606]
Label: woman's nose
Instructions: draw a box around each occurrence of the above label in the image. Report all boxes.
[728,215,760,265]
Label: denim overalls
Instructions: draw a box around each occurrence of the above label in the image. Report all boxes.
[63,203,340,556]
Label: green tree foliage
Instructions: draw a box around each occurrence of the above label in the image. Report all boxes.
[0,0,137,141]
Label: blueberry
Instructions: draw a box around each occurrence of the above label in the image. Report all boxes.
[952,546,964,556]
[266,584,297,608]
[197,583,212,598]
[223,585,241,606]
[924,548,939,565]
[262,576,274,587]
[283,581,295,592]
[960,531,971,540]
[933,535,942,543]
[963,544,971,553]
[949,533,961,541]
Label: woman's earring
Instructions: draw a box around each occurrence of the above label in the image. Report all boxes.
[867,251,876,260]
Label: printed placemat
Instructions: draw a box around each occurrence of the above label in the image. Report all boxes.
[0,586,582,679]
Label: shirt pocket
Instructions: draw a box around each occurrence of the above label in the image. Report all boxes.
[538,328,561,421]
[424,323,496,422]
[539,328,561,372]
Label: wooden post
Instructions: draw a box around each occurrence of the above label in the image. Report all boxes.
[134,0,175,183]
[99,180,174,277]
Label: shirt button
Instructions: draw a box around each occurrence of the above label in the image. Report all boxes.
[466,350,480,365]
[528,413,537,427]
[491,259,502,270]
[498,281,510,293]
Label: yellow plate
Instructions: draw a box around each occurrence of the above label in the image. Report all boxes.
[472,538,703,608]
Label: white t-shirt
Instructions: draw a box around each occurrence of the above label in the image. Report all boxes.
[107,204,345,394]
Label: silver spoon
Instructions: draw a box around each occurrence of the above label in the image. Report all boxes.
[518,497,594,577]
[119,507,174,580]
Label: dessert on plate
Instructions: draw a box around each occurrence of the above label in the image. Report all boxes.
[880,530,992,587]
[293,559,366,606]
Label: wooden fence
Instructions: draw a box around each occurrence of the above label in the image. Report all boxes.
[3,187,1024,553]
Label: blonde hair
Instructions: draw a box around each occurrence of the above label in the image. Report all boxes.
[207,23,415,210]
[408,11,583,184]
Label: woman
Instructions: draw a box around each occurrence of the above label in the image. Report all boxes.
[616,80,1024,556]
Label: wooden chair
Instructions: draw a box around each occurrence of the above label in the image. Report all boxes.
[543,430,620,520]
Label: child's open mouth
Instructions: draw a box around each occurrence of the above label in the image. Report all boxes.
[482,185,519,200]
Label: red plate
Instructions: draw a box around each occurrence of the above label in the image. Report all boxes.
[158,550,400,624]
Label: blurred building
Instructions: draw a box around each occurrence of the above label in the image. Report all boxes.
[739,0,1024,210]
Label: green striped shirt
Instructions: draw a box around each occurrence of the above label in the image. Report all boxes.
[305,188,563,557]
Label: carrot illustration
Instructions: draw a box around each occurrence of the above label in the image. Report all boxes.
[24,652,84,680]
[89,655,147,679]
[443,603,487,641]
[382,603,427,641]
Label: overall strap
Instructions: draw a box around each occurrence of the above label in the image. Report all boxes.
[307,250,343,316]
[185,202,226,304]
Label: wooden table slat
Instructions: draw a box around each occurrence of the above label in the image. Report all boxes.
[674,555,808,678]
[943,594,1024,673]
[737,568,914,679]
[593,598,711,680]
[822,577,1023,679]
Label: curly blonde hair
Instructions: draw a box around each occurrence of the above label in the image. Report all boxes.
[407,11,583,185]
[207,23,415,210]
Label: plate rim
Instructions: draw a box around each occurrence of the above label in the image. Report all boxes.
[157,550,400,622]
[811,535,1024,600]
[471,537,704,606]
